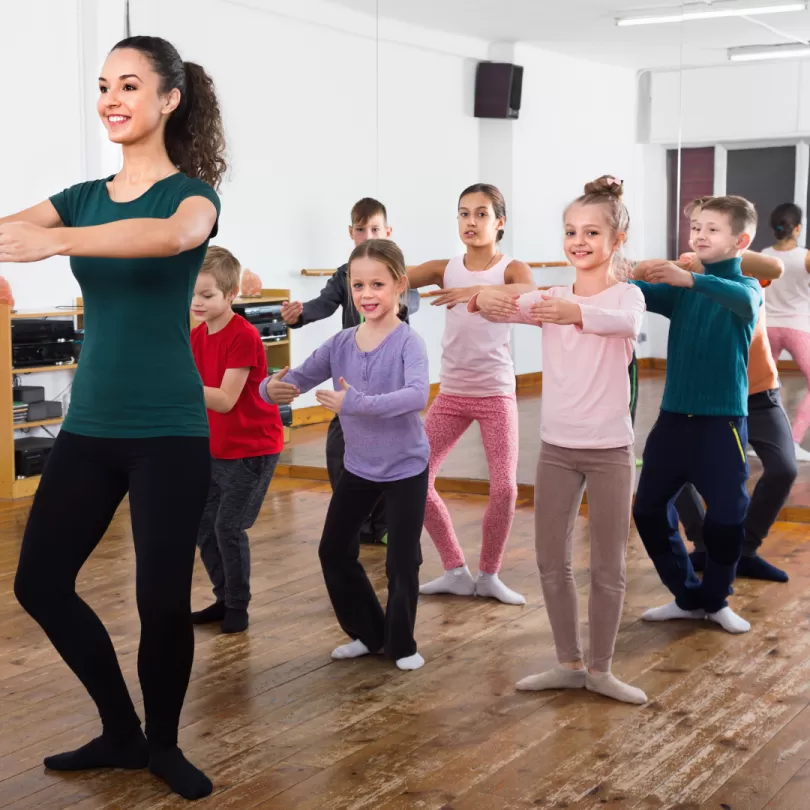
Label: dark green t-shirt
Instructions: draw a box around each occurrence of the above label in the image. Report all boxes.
[50,173,220,438]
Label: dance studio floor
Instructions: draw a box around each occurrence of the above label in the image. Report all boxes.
[0,478,809,808]
[280,370,810,517]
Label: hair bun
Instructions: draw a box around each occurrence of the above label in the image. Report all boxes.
[584,175,624,199]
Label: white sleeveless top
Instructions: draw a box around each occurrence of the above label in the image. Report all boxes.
[439,254,515,397]
[762,246,810,333]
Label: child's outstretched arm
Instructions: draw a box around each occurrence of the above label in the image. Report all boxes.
[640,258,760,322]
[681,250,784,283]
[406,260,447,291]
[260,340,334,404]
[332,334,429,418]
[630,260,681,318]
[578,285,646,337]
[429,259,536,309]
[204,368,251,413]
[282,272,346,328]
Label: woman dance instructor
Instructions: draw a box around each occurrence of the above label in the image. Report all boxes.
[0,36,224,800]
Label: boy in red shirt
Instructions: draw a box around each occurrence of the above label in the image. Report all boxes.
[190,247,284,633]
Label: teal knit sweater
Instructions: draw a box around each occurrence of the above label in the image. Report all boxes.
[632,257,761,417]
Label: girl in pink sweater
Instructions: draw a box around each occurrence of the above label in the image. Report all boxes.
[472,176,648,704]
[406,184,535,605]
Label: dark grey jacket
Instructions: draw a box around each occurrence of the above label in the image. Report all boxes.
[290,263,420,330]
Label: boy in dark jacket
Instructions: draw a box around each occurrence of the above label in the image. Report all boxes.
[282,198,420,543]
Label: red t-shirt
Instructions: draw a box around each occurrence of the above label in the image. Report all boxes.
[191,314,284,459]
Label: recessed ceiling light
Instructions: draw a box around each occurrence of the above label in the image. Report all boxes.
[729,43,810,59]
[616,1,806,27]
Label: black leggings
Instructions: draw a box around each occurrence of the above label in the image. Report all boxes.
[319,467,427,660]
[14,430,210,748]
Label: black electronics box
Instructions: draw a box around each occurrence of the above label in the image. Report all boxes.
[234,304,287,342]
[27,401,63,421]
[12,386,45,404]
[12,343,75,368]
[15,437,55,478]
[11,319,76,343]
[12,318,77,368]
[278,404,292,427]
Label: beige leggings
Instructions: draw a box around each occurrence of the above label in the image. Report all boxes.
[534,441,634,672]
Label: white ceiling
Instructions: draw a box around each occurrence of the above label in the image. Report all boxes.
[333,0,810,69]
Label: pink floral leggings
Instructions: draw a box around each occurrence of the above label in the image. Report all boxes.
[423,393,519,574]
[768,327,810,443]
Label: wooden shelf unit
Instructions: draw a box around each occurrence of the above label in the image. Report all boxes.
[1,304,81,500]
[1,289,294,499]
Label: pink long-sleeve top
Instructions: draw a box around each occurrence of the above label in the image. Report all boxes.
[507,283,645,449]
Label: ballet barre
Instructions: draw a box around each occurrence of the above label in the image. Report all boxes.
[301,261,570,277]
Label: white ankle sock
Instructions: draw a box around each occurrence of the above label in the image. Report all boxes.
[419,566,475,596]
[586,671,647,705]
[396,652,425,671]
[516,666,586,691]
[642,601,705,622]
[706,606,751,634]
[475,573,526,605]
[795,442,810,462]
[331,639,376,660]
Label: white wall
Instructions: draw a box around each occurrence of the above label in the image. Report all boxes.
[130,0,486,405]
[506,45,656,372]
[1,0,86,310]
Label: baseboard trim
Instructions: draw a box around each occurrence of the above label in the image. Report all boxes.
[638,357,801,373]
[275,464,809,524]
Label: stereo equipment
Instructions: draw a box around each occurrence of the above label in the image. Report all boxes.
[256,321,288,341]
[11,318,77,368]
[15,437,55,478]
[278,404,292,427]
[235,303,282,320]
[26,401,63,421]
[11,319,76,343]
[474,62,524,120]
[12,342,76,368]
[13,386,45,404]
[233,304,287,341]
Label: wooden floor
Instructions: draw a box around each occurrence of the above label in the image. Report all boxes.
[281,370,810,516]
[1,478,810,808]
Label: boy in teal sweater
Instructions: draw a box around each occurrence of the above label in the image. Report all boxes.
[631,196,762,634]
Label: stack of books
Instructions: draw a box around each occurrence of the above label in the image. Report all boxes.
[13,402,28,425]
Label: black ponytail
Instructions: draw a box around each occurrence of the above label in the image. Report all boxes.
[112,36,227,190]
[769,202,802,241]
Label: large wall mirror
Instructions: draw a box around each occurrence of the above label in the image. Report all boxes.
[4,0,810,515]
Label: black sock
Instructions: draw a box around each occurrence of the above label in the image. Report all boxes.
[221,608,249,634]
[689,550,706,572]
[44,729,148,771]
[191,601,226,624]
[737,554,789,583]
[149,746,212,800]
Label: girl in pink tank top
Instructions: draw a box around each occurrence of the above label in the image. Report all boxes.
[406,184,535,604]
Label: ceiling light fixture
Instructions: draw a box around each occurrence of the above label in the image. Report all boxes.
[729,42,810,59]
[616,1,807,27]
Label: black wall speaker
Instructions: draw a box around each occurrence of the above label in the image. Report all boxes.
[474,62,523,120]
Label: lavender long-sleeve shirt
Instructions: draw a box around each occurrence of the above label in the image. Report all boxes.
[260,323,430,482]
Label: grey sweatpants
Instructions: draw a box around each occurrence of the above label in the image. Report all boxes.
[197,454,279,609]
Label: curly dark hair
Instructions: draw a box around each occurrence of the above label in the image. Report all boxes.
[112,36,227,190]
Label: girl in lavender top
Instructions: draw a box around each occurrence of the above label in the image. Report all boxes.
[260,239,430,671]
